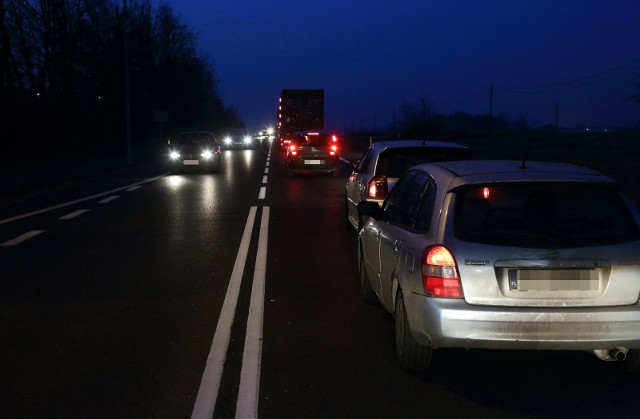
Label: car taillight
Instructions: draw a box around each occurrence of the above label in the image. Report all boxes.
[367,176,388,199]
[289,144,298,155]
[329,144,338,155]
[421,245,463,298]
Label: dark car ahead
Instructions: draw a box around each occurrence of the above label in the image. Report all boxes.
[168,131,221,173]
[286,131,340,177]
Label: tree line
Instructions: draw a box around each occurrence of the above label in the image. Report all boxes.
[0,0,241,157]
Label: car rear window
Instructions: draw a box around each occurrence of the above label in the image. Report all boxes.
[454,182,640,248]
[294,134,333,146]
[375,147,472,177]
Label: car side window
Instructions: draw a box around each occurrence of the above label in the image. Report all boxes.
[382,172,428,228]
[415,178,437,231]
[357,150,372,172]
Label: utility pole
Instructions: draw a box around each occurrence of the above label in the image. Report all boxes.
[123,0,132,165]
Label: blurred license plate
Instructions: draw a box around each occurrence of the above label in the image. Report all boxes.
[509,269,598,291]
[183,160,199,165]
[304,160,323,164]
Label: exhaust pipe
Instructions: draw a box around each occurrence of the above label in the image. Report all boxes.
[609,348,626,361]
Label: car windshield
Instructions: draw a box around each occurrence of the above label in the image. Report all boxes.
[375,147,472,177]
[173,133,214,145]
[454,182,640,248]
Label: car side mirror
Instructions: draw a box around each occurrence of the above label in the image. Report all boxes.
[357,201,382,219]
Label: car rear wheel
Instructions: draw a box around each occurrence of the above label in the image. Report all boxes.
[359,251,378,304]
[395,292,433,371]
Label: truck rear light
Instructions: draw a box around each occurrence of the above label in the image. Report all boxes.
[421,245,463,298]
[367,176,388,199]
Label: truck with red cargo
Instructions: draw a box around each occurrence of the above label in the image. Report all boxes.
[277,89,324,148]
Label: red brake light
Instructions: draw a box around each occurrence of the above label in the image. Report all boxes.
[329,144,338,155]
[289,144,298,155]
[421,246,463,298]
[367,176,388,199]
[332,135,338,142]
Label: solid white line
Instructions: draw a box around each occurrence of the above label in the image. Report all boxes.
[59,209,90,220]
[1,230,45,247]
[0,174,166,225]
[98,196,120,204]
[258,187,266,200]
[236,207,269,419]
[191,207,257,419]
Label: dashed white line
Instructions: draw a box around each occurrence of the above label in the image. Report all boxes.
[59,209,90,220]
[125,185,142,192]
[262,176,268,184]
[99,195,120,204]
[0,174,164,225]
[1,230,45,247]
[258,187,266,200]
[264,168,269,175]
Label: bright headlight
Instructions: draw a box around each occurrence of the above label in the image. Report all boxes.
[170,151,180,159]
[224,137,232,144]
[201,150,213,159]
[243,136,252,144]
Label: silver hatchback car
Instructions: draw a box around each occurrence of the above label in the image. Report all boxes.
[357,160,640,371]
[345,139,472,230]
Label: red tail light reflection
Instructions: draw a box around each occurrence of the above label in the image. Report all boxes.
[367,176,388,199]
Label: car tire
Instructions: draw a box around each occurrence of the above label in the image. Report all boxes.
[395,292,433,371]
[359,251,379,304]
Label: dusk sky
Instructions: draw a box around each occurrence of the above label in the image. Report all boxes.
[165,0,640,131]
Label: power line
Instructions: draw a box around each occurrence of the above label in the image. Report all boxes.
[494,58,640,94]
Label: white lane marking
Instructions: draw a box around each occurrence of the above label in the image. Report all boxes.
[59,209,90,220]
[236,207,269,419]
[0,174,166,225]
[1,230,45,247]
[125,185,142,192]
[191,207,257,419]
[262,175,267,184]
[258,187,266,200]
[264,168,269,175]
[98,196,120,204]
[265,161,269,167]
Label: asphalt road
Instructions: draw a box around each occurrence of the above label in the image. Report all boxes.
[1,142,639,418]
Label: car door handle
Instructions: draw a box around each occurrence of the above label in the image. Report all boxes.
[394,240,402,253]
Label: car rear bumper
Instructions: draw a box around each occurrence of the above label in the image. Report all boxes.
[288,156,339,172]
[405,291,640,350]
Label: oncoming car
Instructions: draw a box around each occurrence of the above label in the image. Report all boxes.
[357,160,640,372]
[167,131,221,173]
[345,139,472,230]
[286,131,340,177]
[222,128,255,149]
